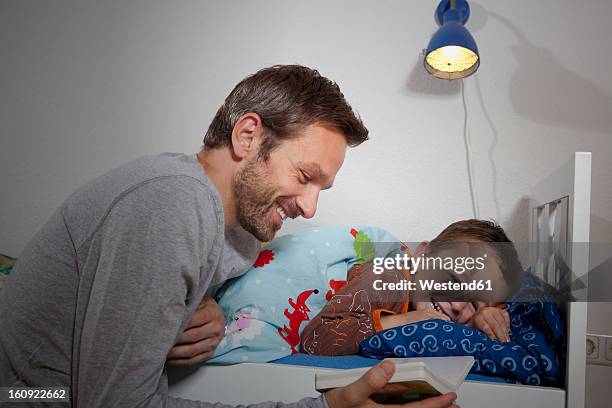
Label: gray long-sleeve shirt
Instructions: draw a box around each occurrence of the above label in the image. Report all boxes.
[0,153,327,408]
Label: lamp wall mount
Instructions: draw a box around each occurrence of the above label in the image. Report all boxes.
[435,0,470,26]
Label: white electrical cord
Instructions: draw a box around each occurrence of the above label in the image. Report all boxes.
[461,78,480,219]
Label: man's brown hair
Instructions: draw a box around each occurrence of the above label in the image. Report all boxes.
[203,65,369,160]
[430,219,523,293]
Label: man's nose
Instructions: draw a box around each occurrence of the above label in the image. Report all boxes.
[296,187,320,219]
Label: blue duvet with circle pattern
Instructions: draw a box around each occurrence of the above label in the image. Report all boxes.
[359,299,565,387]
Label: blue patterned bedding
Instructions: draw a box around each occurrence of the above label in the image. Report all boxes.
[359,300,565,387]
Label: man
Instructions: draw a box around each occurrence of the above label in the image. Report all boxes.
[0,65,458,408]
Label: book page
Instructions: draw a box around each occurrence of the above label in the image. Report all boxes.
[389,356,474,390]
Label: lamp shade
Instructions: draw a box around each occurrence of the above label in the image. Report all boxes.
[425,1,480,79]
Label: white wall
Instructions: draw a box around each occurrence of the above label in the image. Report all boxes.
[1,1,610,406]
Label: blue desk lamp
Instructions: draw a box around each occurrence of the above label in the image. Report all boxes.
[425,0,480,79]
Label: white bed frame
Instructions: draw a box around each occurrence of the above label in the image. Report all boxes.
[168,153,591,408]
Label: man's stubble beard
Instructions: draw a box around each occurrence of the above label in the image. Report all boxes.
[233,158,279,242]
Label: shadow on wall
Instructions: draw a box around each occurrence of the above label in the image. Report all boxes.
[505,195,530,243]
[589,214,612,302]
[405,51,461,96]
[588,254,612,302]
[504,195,530,269]
[406,2,612,135]
[590,213,612,247]
[474,3,612,135]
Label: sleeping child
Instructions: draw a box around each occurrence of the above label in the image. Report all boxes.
[299,219,524,356]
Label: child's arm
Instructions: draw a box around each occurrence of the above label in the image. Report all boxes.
[300,262,408,356]
[379,308,450,330]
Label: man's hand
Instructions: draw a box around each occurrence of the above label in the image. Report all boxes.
[467,306,510,342]
[325,360,459,408]
[166,297,226,365]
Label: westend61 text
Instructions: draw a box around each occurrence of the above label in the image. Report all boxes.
[373,279,493,292]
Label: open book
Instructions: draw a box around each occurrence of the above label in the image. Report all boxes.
[315,357,474,403]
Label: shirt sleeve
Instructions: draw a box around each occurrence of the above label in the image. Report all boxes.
[72,177,328,408]
[167,395,328,408]
[300,262,409,356]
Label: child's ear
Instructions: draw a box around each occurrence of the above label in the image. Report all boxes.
[231,112,264,159]
[415,241,430,257]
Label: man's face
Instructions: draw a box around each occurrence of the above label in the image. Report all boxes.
[233,124,347,242]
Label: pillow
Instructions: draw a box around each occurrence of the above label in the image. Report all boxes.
[0,254,16,291]
[209,226,401,364]
[359,300,564,387]
[0,254,16,275]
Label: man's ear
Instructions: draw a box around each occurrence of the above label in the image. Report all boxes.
[415,241,430,257]
[231,112,264,159]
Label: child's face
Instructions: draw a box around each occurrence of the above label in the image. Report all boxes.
[418,240,510,295]
[412,240,508,323]
[415,301,497,324]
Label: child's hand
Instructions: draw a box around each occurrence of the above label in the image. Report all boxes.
[403,309,452,323]
[467,306,510,342]
[380,309,450,330]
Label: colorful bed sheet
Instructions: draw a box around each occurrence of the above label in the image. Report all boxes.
[209,226,401,364]
[359,300,565,387]
[0,254,16,291]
